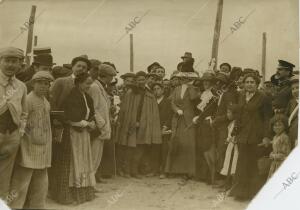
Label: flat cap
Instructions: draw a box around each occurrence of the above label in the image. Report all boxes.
[31,71,54,82]
[135,71,147,77]
[98,64,117,76]
[121,72,136,79]
[0,47,24,59]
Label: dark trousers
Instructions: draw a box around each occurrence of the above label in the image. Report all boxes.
[116,144,126,174]
[160,136,170,173]
[124,145,146,175]
[145,144,161,174]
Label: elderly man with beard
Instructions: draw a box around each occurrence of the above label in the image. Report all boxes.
[0,47,28,200]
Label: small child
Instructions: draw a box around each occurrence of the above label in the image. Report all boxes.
[268,114,291,179]
[220,104,239,190]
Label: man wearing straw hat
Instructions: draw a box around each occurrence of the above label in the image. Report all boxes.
[0,47,28,200]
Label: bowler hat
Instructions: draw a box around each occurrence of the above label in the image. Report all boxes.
[181,52,193,59]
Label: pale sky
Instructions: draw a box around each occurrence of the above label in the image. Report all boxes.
[0,0,298,79]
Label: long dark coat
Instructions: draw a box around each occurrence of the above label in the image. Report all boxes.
[231,90,272,200]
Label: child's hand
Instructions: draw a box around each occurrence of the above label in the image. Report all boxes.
[258,137,271,147]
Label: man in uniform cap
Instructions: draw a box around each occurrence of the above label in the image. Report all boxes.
[272,60,295,111]
[0,47,28,199]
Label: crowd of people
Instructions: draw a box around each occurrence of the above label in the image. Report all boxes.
[0,46,298,209]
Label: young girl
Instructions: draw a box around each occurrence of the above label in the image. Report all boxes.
[268,114,291,179]
[220,104,239,190]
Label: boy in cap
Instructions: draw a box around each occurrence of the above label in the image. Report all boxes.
[9,71,54,209]
[0,47,28,200]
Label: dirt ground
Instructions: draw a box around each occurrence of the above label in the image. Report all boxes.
[47,176,249,210]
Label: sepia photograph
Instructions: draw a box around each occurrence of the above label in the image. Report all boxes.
[0,0,299,209]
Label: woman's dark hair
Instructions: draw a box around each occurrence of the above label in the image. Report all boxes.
[74,72,91,86]
[270,114,289,133]
[243,72,261,85]
[71,57,91,70]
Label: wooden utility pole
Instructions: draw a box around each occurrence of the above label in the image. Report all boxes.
[34,35,38,47]
[25,5,37,65]
[130,34,134,72]
[261,32,267,83]
[211,0,224,71]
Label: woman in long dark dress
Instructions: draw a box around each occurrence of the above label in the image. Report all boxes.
[51,72,96,204]
[165,71,199,180]
[230,73,272,200]
[193,72,218,183]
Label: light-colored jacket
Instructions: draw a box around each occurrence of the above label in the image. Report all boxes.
[88,80,111,140]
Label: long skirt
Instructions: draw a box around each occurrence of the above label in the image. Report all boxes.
[49,127,95,204]
[48,127,73,204]
[268,159,283,179]
[230,143,260,200]
[195,121,214,181]
[166,117,196,176]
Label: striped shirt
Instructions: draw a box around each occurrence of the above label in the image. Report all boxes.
[19,92,52,169]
